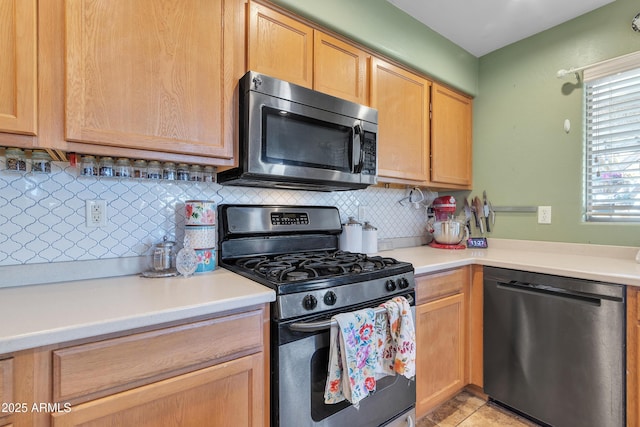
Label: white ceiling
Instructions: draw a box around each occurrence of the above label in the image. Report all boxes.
[386,0,616,57]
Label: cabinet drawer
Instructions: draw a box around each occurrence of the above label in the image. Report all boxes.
[53,309,263,402]
[0,358,13,408]
[416,267,468,305]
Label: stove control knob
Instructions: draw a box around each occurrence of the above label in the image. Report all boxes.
[324,291,337,306]
[385,279,397,292]
[398,277,410,289]
[302,294,318,310]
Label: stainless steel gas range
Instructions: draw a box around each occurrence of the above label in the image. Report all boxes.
[217,205,416,427]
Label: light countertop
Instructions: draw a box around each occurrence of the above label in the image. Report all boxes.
[2,239,639,354]
[385,239,640,286]
[0,268,275,354]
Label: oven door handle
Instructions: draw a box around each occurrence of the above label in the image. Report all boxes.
[288,294,414,332]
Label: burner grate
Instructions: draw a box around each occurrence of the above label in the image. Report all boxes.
[231,250,401,284]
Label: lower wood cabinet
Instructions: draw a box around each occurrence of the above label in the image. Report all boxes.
[415,267,469,419]
[51,353,263,427]
[0,305,268,427]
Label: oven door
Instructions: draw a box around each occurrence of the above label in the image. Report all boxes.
[274,298,416,427]
[245,91,377,188]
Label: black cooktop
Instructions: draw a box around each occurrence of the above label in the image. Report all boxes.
[222,250,413,295]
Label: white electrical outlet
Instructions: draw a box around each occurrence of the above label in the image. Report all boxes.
[86,200,107,227]
[538,206,552,224]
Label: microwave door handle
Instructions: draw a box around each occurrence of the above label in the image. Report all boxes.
[352,123,364,173]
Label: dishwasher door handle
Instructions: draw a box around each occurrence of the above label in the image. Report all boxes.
[497,281,603,305]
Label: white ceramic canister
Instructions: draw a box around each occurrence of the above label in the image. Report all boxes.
[340,217,362,253]
[185,200,216,225]
[362,221,378,254]
[184,226,217,249]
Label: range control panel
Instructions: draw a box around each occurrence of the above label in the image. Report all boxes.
[271,212,309,226]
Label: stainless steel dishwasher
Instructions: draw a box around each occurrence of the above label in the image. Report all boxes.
[483,267,625,427]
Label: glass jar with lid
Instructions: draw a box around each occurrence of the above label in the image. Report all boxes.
[203,166,216,182]
[177,163,190,181]
[189,164,203,182]
[132,159,147,178]
[5,148,27,172]
[147,161,162,179]
[31,150,52,173]
[162,162,177,180]
[99,157,115,177]
[80,155,97,176]
[115,158,132,178]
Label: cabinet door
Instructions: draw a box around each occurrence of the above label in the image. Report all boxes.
[627,288,639,427]
[416,293,465,418]
[370,57,431,183]
[51,353,264,427]
[248,3,313,88]
[65,0,235,159]
[0,0,37,135]
[430,83,472,187]
[313,31,368,105]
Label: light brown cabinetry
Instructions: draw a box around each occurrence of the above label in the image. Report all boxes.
[64,0,240,161]
[248,3,369,104]
[51,353,263,427]
[415,267,470,419]
[248,2,313,88]
[370,57,431,183]
[0,0,37,137]
[1,305,268,427]
[431,83,473,188]
[314,32,369,104]
[627,287,639,427]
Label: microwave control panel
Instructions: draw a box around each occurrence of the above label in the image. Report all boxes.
[361,131,377,175]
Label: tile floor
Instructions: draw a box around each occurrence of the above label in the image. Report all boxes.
[417,391,541,427]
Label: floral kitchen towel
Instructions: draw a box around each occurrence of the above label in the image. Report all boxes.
[376,296,416,379]
[324,308,378,407]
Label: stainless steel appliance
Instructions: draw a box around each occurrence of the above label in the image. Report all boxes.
[484,267,625,427]
[218,205,416,427]
[217,71,378,191]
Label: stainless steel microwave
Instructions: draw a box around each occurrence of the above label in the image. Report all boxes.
[217,71,378,191]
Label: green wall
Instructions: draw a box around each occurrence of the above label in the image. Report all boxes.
[269,0,479,96]
[269,0,640,246]
[474,0,640,246]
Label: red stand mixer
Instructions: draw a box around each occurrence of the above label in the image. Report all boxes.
[428,195,468,249]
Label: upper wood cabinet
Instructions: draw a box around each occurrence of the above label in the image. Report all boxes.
[64,0,240,160]
[431,83,473,188]
[247,4,369,103]
[313,31,369,104]
[370,57,431,183]
[248,2,313,88]
[0,0,37,136]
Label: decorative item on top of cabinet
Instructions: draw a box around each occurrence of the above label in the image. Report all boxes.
[64,0,242,161]
[248,2,313,88]
[0,0,37,137]
[371,57,431,184]
[430,83,473,188]
[415,267,469,419]
[313,31,369,105]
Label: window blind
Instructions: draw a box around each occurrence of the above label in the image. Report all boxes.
[585,66,640,221]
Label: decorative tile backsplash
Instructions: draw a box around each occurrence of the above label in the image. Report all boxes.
[0,158,429,267]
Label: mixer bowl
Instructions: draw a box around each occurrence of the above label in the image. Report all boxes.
[429,219,469,245]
